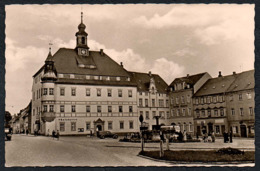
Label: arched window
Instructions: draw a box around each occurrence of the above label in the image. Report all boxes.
[81,37,85,44]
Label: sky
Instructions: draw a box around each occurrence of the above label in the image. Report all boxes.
[5,4,254,115]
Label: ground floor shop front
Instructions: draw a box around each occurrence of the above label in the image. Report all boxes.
[229,120,254,138]
[38,116,139,136]
[194,117,228,136]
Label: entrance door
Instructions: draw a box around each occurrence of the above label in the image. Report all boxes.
[208,123,213,134]
[197,126,201,136]
[240,125,247,137]
[97,125,102,131]
[221,125,225,135]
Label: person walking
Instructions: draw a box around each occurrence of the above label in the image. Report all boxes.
[211,131,215,142]
[229,130,233,143]
[52,130,56,139]
[26,129,29,135]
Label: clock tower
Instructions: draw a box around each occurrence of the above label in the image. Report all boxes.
[75,12,89,56]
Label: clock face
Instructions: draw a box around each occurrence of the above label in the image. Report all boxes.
[81,49,86,55]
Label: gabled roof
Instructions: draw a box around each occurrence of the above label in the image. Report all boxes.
[129,72,168,93]
[227,70,254,92]
[194,74,237,96]
[52,48,130,77]
[169,72,207,87]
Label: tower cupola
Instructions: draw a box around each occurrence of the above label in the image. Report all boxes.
[75,12,89,56]
[41,47,57,82]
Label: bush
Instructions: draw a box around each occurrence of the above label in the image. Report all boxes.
[216,147,244,155]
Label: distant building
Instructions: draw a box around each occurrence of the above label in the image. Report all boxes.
[168,73,211,134]
[130,71,169,130]
[226,70,254,137]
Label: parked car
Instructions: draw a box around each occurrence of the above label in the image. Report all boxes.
[5,128,12,141]
[98,131,118,139]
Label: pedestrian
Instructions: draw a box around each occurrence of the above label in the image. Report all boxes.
[56,130,60,140]
[229,130,233,143]
[183,130,187,141]
[52,130,56,139]
[211,131,215,142]
[34,129,37,136]
[26,129,29,135]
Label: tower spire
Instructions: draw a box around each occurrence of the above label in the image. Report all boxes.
[81,12,83,24]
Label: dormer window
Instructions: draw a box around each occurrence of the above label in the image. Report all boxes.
[86,75,90,80]
[116,77,120,81]
[70,74,75,79]
[106,76,110,81]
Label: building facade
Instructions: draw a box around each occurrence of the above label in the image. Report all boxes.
[226,70,255,137]
[130,72,169,130]
[168,73,211,135]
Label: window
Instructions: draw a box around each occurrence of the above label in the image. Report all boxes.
[60,122,65,132]
[232,126,238,134]
[166,100,169,107]
[187,95,191,103]
[60,88,65,96]
[107,89,112,97]
[71,88,76,96]
[129,121,134,129]
[60,105,64,112]
[181,96,185,104]
[177,109,180,116]
[139,92,142,96]
[97,106,101,113]
[182,108,186,116]
[49,105,54,112]
[231,108,235,115]
[118,90,122,97]
[166,111,170,119]
[208,110,211,117]
[145,111,149,119]
[43,88,48,95]
[220,109,224,116]
[200,97,204,104]
[72,105,76,112]
[108,122,113,130]
[139,98,143,107]
[86,106,90,113]
[120,121,124,129]
[86,89,90,96]
[97,89,101,97]
[129,106,133,113]
[159,99,164,107]
[214,110,218,116]
[108,106,112,113]
[247,93,252,99]
[151,111,157,119]
[119,106,123,113]
[81,37,85,44]
[43,105,47,112]
[176,97,179,104]
[33,109,35,116]
[207,96,211,103]
[189,123,193,132]
[71,122,76,131]
[116,77,120,81]
[86,122,91,130]
[145,99,148,107]
[230,95,233,101]
[152,99,155,107]
[201,110,205,117]
[195,98,199,105]
[249,107,253,115]
[240,108,244,116]
[215,125,220,134]
[239,94,243,100]
[128,90,132,97]
[49,88,54,95]
[196,111,200,118]
[188,108,191,116]
[219,95,223,102]
[160,111,165,118]
[213,96,217,103]
[171,98,174,105]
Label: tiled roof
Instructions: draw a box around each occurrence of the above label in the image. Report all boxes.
[227,70,254,92]
[52,48,130,77]
[129,72,168,93]
[169,72,207,87]
[194,74,237,96]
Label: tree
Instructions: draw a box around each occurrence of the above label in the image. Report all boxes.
[5,111,12,127]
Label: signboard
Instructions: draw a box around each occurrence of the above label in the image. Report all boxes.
[215,119,224,124]
[78,128,84,132]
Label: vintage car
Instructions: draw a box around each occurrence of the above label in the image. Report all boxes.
[5,128,12,141]
[98,131,118,139]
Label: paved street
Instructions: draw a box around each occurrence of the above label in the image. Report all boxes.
[5,134,254,167]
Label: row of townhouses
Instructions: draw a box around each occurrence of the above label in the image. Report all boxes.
[26,13,255,137]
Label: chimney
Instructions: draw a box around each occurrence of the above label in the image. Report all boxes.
[187,74,189,78]
[218,71,222,77]
[148,71,152,77]
[233,71,236,75]
[120,62,123,67]
[100,49,104,56]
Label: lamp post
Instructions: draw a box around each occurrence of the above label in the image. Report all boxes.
[139,114,144,152]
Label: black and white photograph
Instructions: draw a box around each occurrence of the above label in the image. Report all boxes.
[4,3,255,167]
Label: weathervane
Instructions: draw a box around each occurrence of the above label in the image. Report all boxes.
[49,42,53,53]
